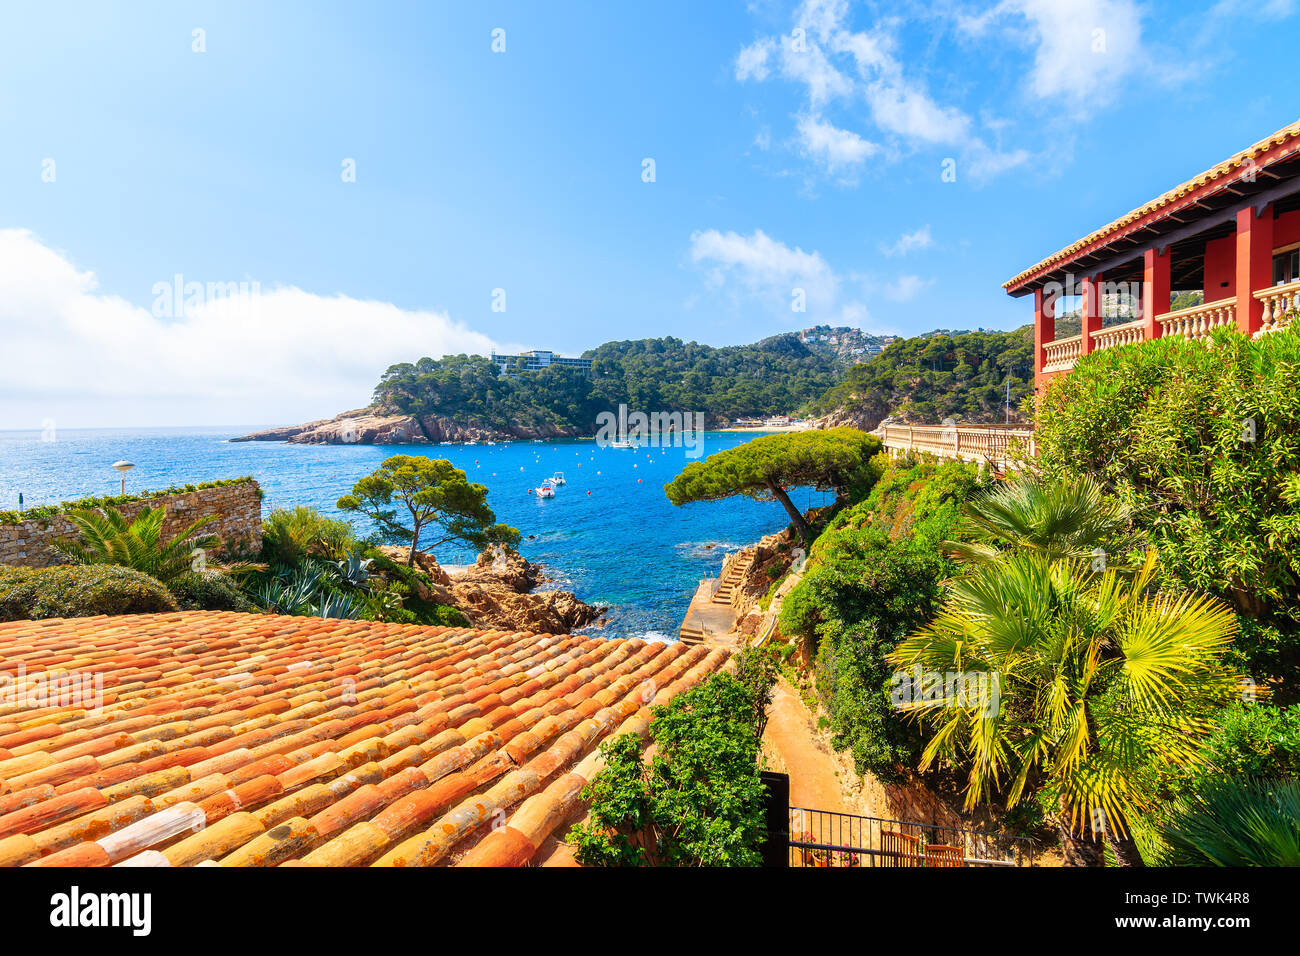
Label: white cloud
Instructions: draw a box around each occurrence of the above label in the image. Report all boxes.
[864,80,971,145]
[688,227,870,325]
[1019,0,1144,103]
[882,274,934,302]
[690,228,838,306]
[735,38,776,82]
[778,38,855,107]
[734,0,1025,181]
[0,229,498,428]
[796,113,878,173]
[965,138,1032,179]
[959,0,1148,107]
[688,226,933,328]
[881,225,933,257]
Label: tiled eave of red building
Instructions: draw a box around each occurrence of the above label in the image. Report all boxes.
[1004,118,1300,297]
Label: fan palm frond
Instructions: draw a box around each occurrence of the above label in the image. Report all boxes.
[944,475,1143,570]
[888,548,1242,841]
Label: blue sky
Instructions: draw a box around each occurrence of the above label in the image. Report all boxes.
[2,0,1298,427]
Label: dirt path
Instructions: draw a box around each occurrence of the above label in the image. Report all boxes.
[762,677,853,814]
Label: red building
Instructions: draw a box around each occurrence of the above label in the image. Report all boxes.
[1005,118,1300,394]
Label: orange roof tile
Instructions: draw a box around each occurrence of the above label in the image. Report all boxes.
[0,611,729,867]
[1003,117,1300,293]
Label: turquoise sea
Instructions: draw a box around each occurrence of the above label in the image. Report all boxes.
[0,428,832,639]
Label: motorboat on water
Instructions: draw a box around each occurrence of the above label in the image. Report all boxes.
[536,484,555,499]
[610,439,635,449]
[549,472,566,486]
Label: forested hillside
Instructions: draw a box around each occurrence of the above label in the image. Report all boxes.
[812,325,1035,427]
[367,324,1035,436]
[371,334,841,431]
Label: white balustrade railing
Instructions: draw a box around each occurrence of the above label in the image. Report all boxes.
[1042,334,1082,373]
[874,424,1035,467]
[1155,296,1236,341]
[1040,283,1300,379]
[1091,318,1146,351]
[1254,280,1300,337]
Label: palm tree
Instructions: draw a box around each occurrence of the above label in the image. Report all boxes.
[944,475,1141,570]
[49,504,221,584]
[888,550,1244,866]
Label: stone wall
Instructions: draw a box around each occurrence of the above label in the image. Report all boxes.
[0,480,262,569]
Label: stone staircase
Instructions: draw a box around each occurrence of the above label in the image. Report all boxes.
[711,547,756,607]
[677,623,708,646]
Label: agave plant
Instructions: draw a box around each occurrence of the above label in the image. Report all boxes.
[245,562,360,619]
[48,504,220,584]
[888,549,1244,866]
[335,550,373,588]
[312,590,361,620]
[1159,777,1300,866]
[944,475,1142,571]
[247,564,325,615]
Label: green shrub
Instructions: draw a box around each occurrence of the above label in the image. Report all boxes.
[569,670,773,866]
[1197,702,1300,781]
[168,570,255,612]
[363,552,471,627]
[0,565,177,620]
[731,645,779,739]
[1034,327,1300,697]
[261,507,360,565]
[244,561,361,619]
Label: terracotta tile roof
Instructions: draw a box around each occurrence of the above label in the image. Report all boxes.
[0,611,730,867]
[1003,117,1300,293]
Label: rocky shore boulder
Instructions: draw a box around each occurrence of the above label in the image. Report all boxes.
[449,585,603,634]
[378,545,603,635]
[455,547,542,592]
[449,546,602,633]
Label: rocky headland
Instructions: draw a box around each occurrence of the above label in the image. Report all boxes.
[232,408,586,445]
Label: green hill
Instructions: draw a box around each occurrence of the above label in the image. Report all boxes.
[811,326,1035,427]
[368,324,1036,436]
[372,334,841,432]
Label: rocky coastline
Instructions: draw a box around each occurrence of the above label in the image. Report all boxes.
[377,545,604,635]
[232,408,587,445]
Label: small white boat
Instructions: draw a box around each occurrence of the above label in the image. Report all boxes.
[610,439,635,449]
[536,484,555,499]
[549,472,566,486]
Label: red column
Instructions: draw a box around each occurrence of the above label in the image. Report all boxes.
[1034,286,1055,393]
[1235,203,1273,336]
[1080,274,1103,355]
[1141,247,1170,341]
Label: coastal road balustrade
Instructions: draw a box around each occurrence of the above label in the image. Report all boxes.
[873,423,1034,469]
